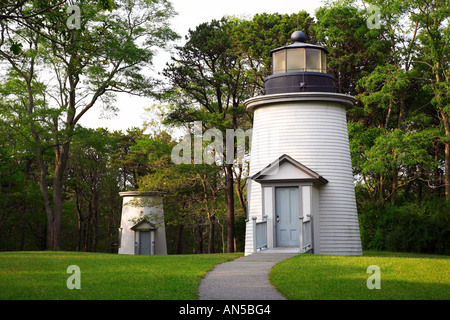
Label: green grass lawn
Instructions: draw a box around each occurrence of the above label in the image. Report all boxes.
[1,251,448,300]
[269,251,450,300]
[0,251,242,300]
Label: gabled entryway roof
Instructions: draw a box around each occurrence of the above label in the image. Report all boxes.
[130,220,157,231]
[250,154,328,186]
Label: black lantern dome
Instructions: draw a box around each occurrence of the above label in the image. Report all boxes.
[264,31,334,94]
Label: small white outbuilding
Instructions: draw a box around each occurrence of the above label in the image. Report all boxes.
[118,191,167,255]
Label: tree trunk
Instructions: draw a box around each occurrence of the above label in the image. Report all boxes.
[226,164,235,253]
[235,166,247,217]
[398,93,405,127]
[442,110,450,201]
[20,205,26,251]
[208,214,215,253]
[84,200,92,252]
[391,169,398,204]
[92,190,99,252]
[434,147,443,197]
[198,173,216,253]
[31,122,57,250]
[84,217,90,252]
[50,178,63,250]
[390,151,398,204]
[418,165,424,203]
[75,190,83,251]
[379,174,384,204]
[27,86,55,250]
[176,224,184,254]
[197,223,204,254]
[49,141,70,250]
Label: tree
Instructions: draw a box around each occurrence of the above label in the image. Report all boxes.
[163,13,316,252]
[0,0,177,249]
[411,0,450,200]
[163,19,250,252]
[315,3,390,95]
[228,11,316,96]
[67,127,121,252]
[349,0,449,202]
[110,127,152,190]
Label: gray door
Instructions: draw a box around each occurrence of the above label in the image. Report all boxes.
[139,231,151,255]
[276,187,300,247]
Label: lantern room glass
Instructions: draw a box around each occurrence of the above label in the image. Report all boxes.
[287,48,305,72]
[273,50,286,75]
[305,48,321,72]
[272,47,327,74]
[321,50,327,73]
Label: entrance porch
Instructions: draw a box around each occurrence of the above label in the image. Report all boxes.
[245,154,327,256]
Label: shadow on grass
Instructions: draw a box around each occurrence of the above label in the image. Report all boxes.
[362,250,450,260]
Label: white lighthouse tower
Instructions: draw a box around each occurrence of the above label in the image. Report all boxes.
[244,31,362,256]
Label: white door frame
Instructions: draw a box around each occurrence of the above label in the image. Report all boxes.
[275,186,301,247]
[260,182,317,250]
[134,230,155,255]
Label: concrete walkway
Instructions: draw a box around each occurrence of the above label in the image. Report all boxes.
[199,252,297,300]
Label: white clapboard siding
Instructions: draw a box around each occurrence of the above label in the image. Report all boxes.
[245,93,362,256]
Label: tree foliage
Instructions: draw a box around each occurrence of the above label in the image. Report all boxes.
[0,0,177,250]
[0,1,448,254]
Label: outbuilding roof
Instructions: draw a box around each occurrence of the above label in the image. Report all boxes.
[130,220,157,231]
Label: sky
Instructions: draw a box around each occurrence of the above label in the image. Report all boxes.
[78,0,326,132]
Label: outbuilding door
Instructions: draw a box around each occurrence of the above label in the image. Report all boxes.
[276,187,300,247]
[138,231,151,255]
